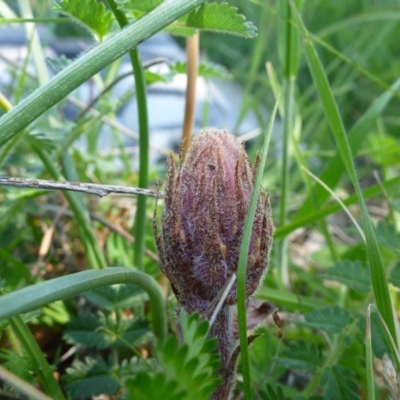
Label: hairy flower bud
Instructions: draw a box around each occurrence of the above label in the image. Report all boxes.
[155,128,273,314]
[155,128,274,399]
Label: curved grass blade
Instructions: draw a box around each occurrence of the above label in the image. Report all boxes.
[0,267,167,342]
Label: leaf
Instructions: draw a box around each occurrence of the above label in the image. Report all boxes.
[64,357,119,397]
[181,3,257,38]
[0,349,37,384]
[320,260,371,293]
[321,365,360,400]
[258,384,293,400]
[376,221,400,254]
[126,312,220,400]
[276,340,322,373]
[122,0,162,13]
[56,0,114,41]
[297,306,351,334]
[63,312,149,349]
[47,55,72,72]
[83,284,145,310]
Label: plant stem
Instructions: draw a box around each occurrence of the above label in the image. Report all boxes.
[106,0,149,271]
[181,33,199,159]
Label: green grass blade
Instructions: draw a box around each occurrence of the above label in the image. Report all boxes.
[275,175,400,238]
[8,316,66,400]
[291,1,397,345]
[237,99,279,400]
[0,267,167,342]
[105,0,150,271]
[365,305,375,400]
[294,70,400,222]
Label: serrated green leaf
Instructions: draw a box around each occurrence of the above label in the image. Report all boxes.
[83,284,145,310]
[126,371,186,400]
[63,312,148,348]
[297,306,351,334]
[376,221,400,254]
[258,384,293,400]
[320,260,371,293]
[127,312,220,400]
[0,349,37,385]
[181,3,257,38]
[47,55,72,72]
[276,340,322,373]
[122,0,162,13]
[56,0,114,41]
[64,357,119,397]
[321,365,360,400]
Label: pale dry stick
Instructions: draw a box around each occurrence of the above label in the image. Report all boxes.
[180,33,199,160]
[301,166,366,242]
[0,176,163,198]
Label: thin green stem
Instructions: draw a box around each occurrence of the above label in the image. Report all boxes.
[106,0,149,271]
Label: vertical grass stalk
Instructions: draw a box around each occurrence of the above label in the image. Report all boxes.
[106,0,149,271]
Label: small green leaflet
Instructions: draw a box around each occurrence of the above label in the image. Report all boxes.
[126,312,220,400]
[121,0,162,13]
[170,61,232,80]
[122,1,257,38]
[320,260,371,292]
[276,340,322,373]
[296,306,351,334]
[56,0,114,41]
[321,365,360,400]
[182,3,257,38]
[63,312,149,349]
[64,357,119,397]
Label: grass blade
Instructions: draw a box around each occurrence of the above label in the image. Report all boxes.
[291,1,398,345]
[237,98,279,399]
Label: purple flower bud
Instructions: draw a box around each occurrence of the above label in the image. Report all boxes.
[154,128,274,399]
[156,128,273,314]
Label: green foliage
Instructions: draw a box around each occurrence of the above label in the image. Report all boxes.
[296,306,351,334]
[321,365,360,400]
[56,0,114,41]
[121,0,162,13]
[64,356,120,397]
[182,3,257,38]
[82,284,146,310]
[126,312,220,400]
[277,340,322,374]
[320,261,371,293]
[0,349,37,384]
[63,312,149,349]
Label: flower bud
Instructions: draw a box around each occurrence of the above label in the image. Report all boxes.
[155,128,273,314]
